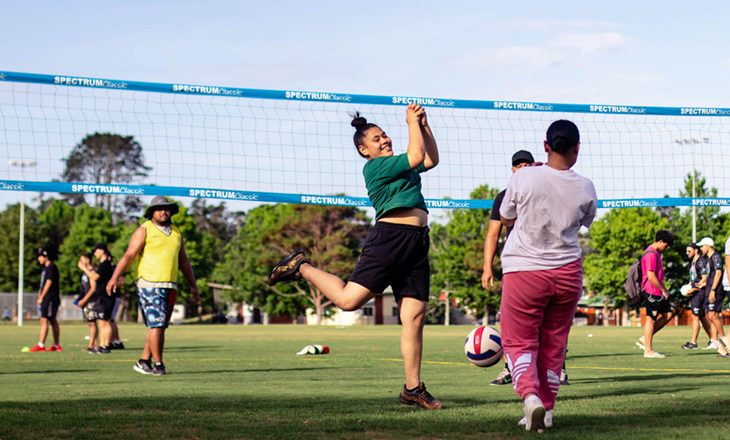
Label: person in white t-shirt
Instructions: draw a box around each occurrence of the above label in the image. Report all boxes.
[499,119,597,432]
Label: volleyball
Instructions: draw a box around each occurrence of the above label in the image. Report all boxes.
[680,284,693,297]
[464,326,503,367]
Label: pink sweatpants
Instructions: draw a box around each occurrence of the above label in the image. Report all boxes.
[500,259,583,410]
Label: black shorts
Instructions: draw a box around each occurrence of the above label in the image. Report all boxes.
[97,295,116,320]
[40,298,60,319]
[691,290,706,317]
[349,222,430,303]
[643,291,670,320]
[705,288,726,313]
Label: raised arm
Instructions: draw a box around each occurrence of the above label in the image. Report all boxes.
[78,260,100,281]
[405,103,426,169]
[420,109,439,170]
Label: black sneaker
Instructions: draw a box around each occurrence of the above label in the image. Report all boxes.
[85,347,98,354]
[110,342,125,350]
[398,382,443,410]
[268,249,310,286]
[153,362,166,375]
[682,341,698,349]
[96,346,111,354]
[490,368,512,385]
[560,369,570,386]
[133,359,154,375]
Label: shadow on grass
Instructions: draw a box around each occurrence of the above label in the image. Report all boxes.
[1,393,729,440]
[573,371,729,384]
[0,368,101,375]
[164,345,225,352]
[175,366,346,375]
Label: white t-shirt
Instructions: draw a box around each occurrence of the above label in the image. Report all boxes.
[499,165,597,273]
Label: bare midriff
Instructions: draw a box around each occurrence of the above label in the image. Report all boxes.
[379,207,428,227]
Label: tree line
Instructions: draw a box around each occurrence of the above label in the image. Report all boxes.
[3,131,725,323]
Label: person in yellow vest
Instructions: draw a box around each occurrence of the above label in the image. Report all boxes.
[107,196,200,375]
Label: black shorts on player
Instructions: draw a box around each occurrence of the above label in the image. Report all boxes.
[705,288,726,313]
[691,291,706,317]
[349,221,430,302]
[643,291,670,320]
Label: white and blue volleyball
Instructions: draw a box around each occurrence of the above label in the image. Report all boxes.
[464,326,503,367]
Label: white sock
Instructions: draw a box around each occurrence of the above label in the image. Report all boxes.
[524,394,542,406]
[38,342,45,348]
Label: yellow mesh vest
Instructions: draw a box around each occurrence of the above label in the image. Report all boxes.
[136,221,181,283]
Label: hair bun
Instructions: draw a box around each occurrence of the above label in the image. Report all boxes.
[350,111,368,130]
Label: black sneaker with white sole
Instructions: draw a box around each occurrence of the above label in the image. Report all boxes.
[153,362,166,375]
[133,359,154,375]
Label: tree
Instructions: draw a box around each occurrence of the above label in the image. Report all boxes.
[188,199,240,255]
[38,199,75,253]
[57,204,120,297]
[61,132,151,218]
[214,205,308,320]
[214,203,369,324]
[671,171,728,243]
[171,203,221,318]
[110,221,140,322]
[583,207,675,308]
[0,204,45,294]
[430,184,502,322]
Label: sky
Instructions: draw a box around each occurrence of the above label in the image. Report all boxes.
[2,0,730,213]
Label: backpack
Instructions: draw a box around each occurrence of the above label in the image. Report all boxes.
[624,249,658,305]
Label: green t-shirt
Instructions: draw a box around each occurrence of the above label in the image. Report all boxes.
[363,153,428,220]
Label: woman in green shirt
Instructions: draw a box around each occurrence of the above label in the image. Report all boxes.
[269,103,441,410]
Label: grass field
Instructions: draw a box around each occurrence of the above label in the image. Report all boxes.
[2,322,730,439]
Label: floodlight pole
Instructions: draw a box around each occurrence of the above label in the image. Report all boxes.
[690,142,697,243]
[9,160,37,326]
[677,137,710,243]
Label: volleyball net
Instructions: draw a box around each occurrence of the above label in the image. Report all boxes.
[2,70,730,210]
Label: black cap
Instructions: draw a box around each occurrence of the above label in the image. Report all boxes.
[511,150,535,166]
[37,247,48,257]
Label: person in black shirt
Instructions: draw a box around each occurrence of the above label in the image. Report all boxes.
[697,237,727,351]
[90,243,116,353]
[681,243,711,349]
[29,248,62,352]
[77,252,100,353]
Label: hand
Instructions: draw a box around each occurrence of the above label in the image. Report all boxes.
[420,108,428,127]
[78,299,87,308]
[710,291,716,303]
[191,287,200,305]
[37,297,42,305]
[481,268,494,289]
[77,260,84,270]
[406,103,424,126]
[106,278,117,296]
